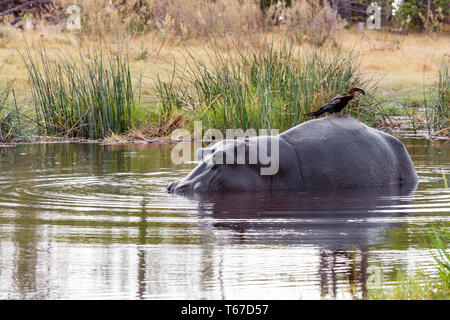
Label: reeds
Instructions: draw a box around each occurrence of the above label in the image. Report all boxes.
[0,81,28,142]
[0,81,14,141]
[404,61,449,137]
[434,61,449,131]
[427,229,450,286]
[155,42,373,133]
[22,46,140,139]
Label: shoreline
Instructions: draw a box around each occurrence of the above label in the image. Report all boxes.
[1,127,448,148]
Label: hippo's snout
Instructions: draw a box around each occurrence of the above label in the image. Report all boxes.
[168,180,208,194]
[168,181,189,194]
[167,181,179,193]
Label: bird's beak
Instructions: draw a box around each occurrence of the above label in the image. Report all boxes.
[349,88,366,96]
[357,89,366,96]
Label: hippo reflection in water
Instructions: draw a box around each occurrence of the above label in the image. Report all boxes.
[193,184,417,248]
[167,116,418,194]
[190,184,417,299]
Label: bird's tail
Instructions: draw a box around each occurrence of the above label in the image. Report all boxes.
[305,109,325,117]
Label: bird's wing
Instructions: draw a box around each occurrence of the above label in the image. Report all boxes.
[320,97,342,112]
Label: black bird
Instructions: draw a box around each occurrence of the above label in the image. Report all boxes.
[305,88,366,117]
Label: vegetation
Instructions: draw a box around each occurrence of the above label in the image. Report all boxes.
[435,61,449,132]
[368,229,450,300]
[388,0,449,33]
[3,1,448,44]
[22,46,141,139]
[0,80,28,142]
[0,36,446,142]
[0,1,447,142]
[156,43,378,132]
[424,60,449,136]
[399,60,449,137]
[0,81,15,141]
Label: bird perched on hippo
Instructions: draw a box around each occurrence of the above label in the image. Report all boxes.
[305,88,366,117]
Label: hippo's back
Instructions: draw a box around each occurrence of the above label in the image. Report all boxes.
[280,116,418,189]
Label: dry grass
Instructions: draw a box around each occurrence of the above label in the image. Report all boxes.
[336,29,450,94]
[1,28,448,100]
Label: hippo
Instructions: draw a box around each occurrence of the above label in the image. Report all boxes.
[167,116,418,194]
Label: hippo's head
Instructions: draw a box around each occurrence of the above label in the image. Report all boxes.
[167,139,270,194]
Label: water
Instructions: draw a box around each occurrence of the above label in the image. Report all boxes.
[0,139,448,299]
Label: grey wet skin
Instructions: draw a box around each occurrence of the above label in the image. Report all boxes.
[167,116,419,194]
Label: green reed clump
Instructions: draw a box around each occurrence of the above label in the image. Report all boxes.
[0,82,29,142]
[427,229,450,286]
[0,82,15,142]
[155,42,375,132]
[22,46,140,139]
[155,70,190,124]
[434,61,449,131]
[415,60,450,136]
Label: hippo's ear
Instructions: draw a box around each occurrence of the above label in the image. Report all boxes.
[196,147,214,161]
[196,148,205,161]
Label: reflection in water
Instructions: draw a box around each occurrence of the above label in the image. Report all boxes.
[0,141,448,299]
[193,185,416,299]
[195,185,416,247]
[137,202,148,299]
[318,248,368,299]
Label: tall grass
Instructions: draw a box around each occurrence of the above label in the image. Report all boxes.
[22,46,140,139]
[427,229,450,287]
[0,81,14,141]
[156,42,375,133]
[403,61,449,137]
[0,81,28,142]
[434,61,449,132]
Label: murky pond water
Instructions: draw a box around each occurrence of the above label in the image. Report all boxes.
[0,139,448,299]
